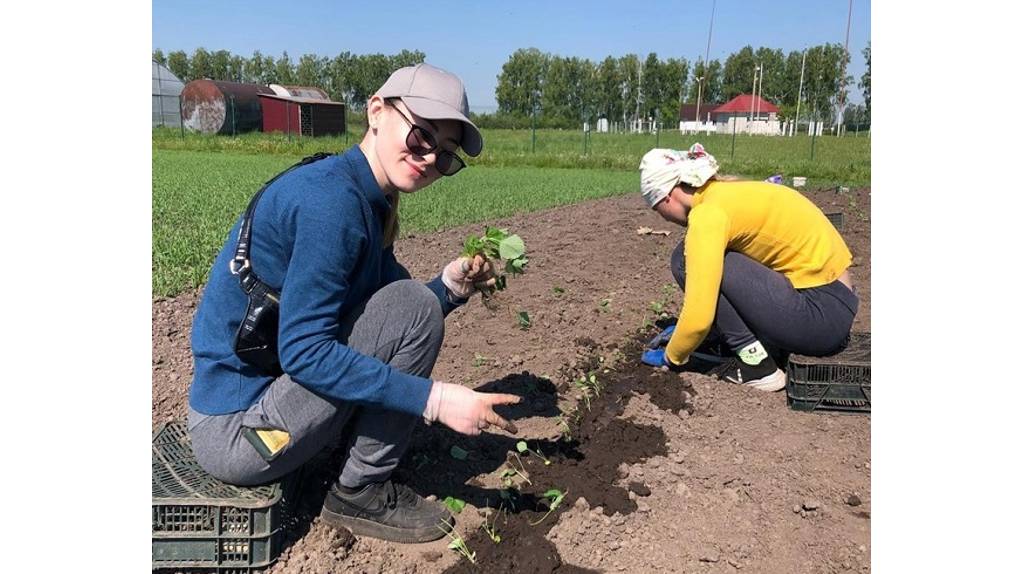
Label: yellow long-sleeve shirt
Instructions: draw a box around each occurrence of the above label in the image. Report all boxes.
[665,180,853,364]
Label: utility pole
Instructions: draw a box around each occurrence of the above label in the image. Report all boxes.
[795,49,807,136]
[837,0,854,134]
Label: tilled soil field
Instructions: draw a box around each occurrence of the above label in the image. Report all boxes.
[153,187,871,573]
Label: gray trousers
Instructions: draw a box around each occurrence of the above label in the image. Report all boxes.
[671,242,858,356]
[188,280,444,488]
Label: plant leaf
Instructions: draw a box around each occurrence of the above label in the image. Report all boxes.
[516,440,528,453]
[443,496,466,514]
[450,445,469,460]
[498,234,525,261]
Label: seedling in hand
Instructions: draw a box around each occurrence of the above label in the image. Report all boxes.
[529,488,567,526]
[461,227,528,306]
[516,440,551,465]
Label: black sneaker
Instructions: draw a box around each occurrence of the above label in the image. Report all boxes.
[321,480,452,543]
[691,337,730,364]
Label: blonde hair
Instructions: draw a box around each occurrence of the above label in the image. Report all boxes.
[383,192,400,247]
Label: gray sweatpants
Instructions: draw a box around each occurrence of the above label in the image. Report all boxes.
[670,242,859,356]
[188,279,444,488]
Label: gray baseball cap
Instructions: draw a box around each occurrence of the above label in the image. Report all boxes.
[376,63,483,157]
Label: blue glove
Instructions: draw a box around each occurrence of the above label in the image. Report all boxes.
[646,325,676,349]
[641,348,687,371]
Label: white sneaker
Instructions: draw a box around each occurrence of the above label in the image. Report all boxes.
[724,367,787,392]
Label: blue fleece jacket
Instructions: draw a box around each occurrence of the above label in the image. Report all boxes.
[189,146,462,417]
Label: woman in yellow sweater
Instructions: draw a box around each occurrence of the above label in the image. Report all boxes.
[638,144,858,391]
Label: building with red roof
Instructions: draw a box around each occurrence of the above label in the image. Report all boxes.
[710,94,779,123]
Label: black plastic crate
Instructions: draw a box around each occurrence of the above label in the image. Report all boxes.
[824,211,845,231]
[153,421,295,572]
[786,332,870,413]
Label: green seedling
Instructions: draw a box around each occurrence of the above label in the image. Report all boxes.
[501,453,532,487]
[480,503,505,544]
[443,496,466,514]
[461,227,528,299]
[552,286,565,295]
[574,372,601,411]
[516,440,551,465]
[529,488,567,526]
[439,518,476,564]
[556,413,574,441]
[450,445,469,461]
[649,300,665,314]
[472,353,488,368]
[517,311,532,330]
[598,298,611,313]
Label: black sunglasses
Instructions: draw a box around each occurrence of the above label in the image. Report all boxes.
[384,99,466,176]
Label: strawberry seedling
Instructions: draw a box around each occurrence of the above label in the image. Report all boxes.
[516,440,551,465]
[461,226,528,300]
[443,496,466,514]
[517,311,532,330]
[529,488,567,526]
[439,518,476,564]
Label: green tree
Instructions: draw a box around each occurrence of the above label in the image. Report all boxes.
[228,55,245,82]
[390,49,426,70]
[660,57,689,123]
[190,47,213,80]
[328,51,357,104]
[296,53,327,88]
[721,46,756,101]
[618,54,641,126]
[595,55,622,122]
[702,59,723,105]
[860,43,870,116]
[167,50,189,82]
[244,50,270,85]
[273,51,296,85]
[210,50,231,81]
[152,49,166,65]
[495,48,549,116]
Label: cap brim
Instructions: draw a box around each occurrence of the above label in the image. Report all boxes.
[401,96,483,157]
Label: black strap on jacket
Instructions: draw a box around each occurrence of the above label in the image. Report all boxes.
[229,152,334,291]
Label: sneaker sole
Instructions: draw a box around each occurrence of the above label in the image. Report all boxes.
[723,371,787,392]
[320,506,451,544]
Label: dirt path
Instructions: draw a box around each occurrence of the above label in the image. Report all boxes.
[153,187,871,573]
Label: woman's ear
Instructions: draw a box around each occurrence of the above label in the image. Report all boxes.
[366,96,385,131]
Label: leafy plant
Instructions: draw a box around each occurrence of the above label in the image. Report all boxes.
[575,372,601,411]
[552,286,565,295]
[501,453,532,487]
[440,518,476,564]
[529,488,567,526]
[598,298,611,313]
[517,311,532,330]
[443,496,466,514]
[461,226,529,294]
[516,440,551,465]
[472,352,488,368]
[480,503,505,544]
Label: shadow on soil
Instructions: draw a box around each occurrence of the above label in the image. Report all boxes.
[280,332,698,573]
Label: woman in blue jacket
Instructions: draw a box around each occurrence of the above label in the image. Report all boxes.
[188,64,519,543]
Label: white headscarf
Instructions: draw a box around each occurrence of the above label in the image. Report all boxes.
[639,143,720,208]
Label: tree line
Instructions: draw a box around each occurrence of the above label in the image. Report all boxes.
[493,44,867,129]
[153,48,426,111]
[154,43,870,128]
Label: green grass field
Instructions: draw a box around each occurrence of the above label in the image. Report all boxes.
[153,127,869,297]
[153,150,636,297]
[153,127,869,185]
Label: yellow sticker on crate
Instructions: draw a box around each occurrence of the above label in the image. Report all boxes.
[255,428,290,454]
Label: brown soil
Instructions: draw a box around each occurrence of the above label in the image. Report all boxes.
[153,187,871,573]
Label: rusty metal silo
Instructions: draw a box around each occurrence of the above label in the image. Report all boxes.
[180,80,274,135]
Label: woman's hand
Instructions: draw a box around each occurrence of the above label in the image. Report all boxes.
[442,255,497,298]
[422,381,520,436]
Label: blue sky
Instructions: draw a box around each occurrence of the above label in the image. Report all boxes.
[153,0,871,111]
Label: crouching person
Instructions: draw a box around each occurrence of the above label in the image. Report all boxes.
[187,64,519,543]
[638,144,858,391]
